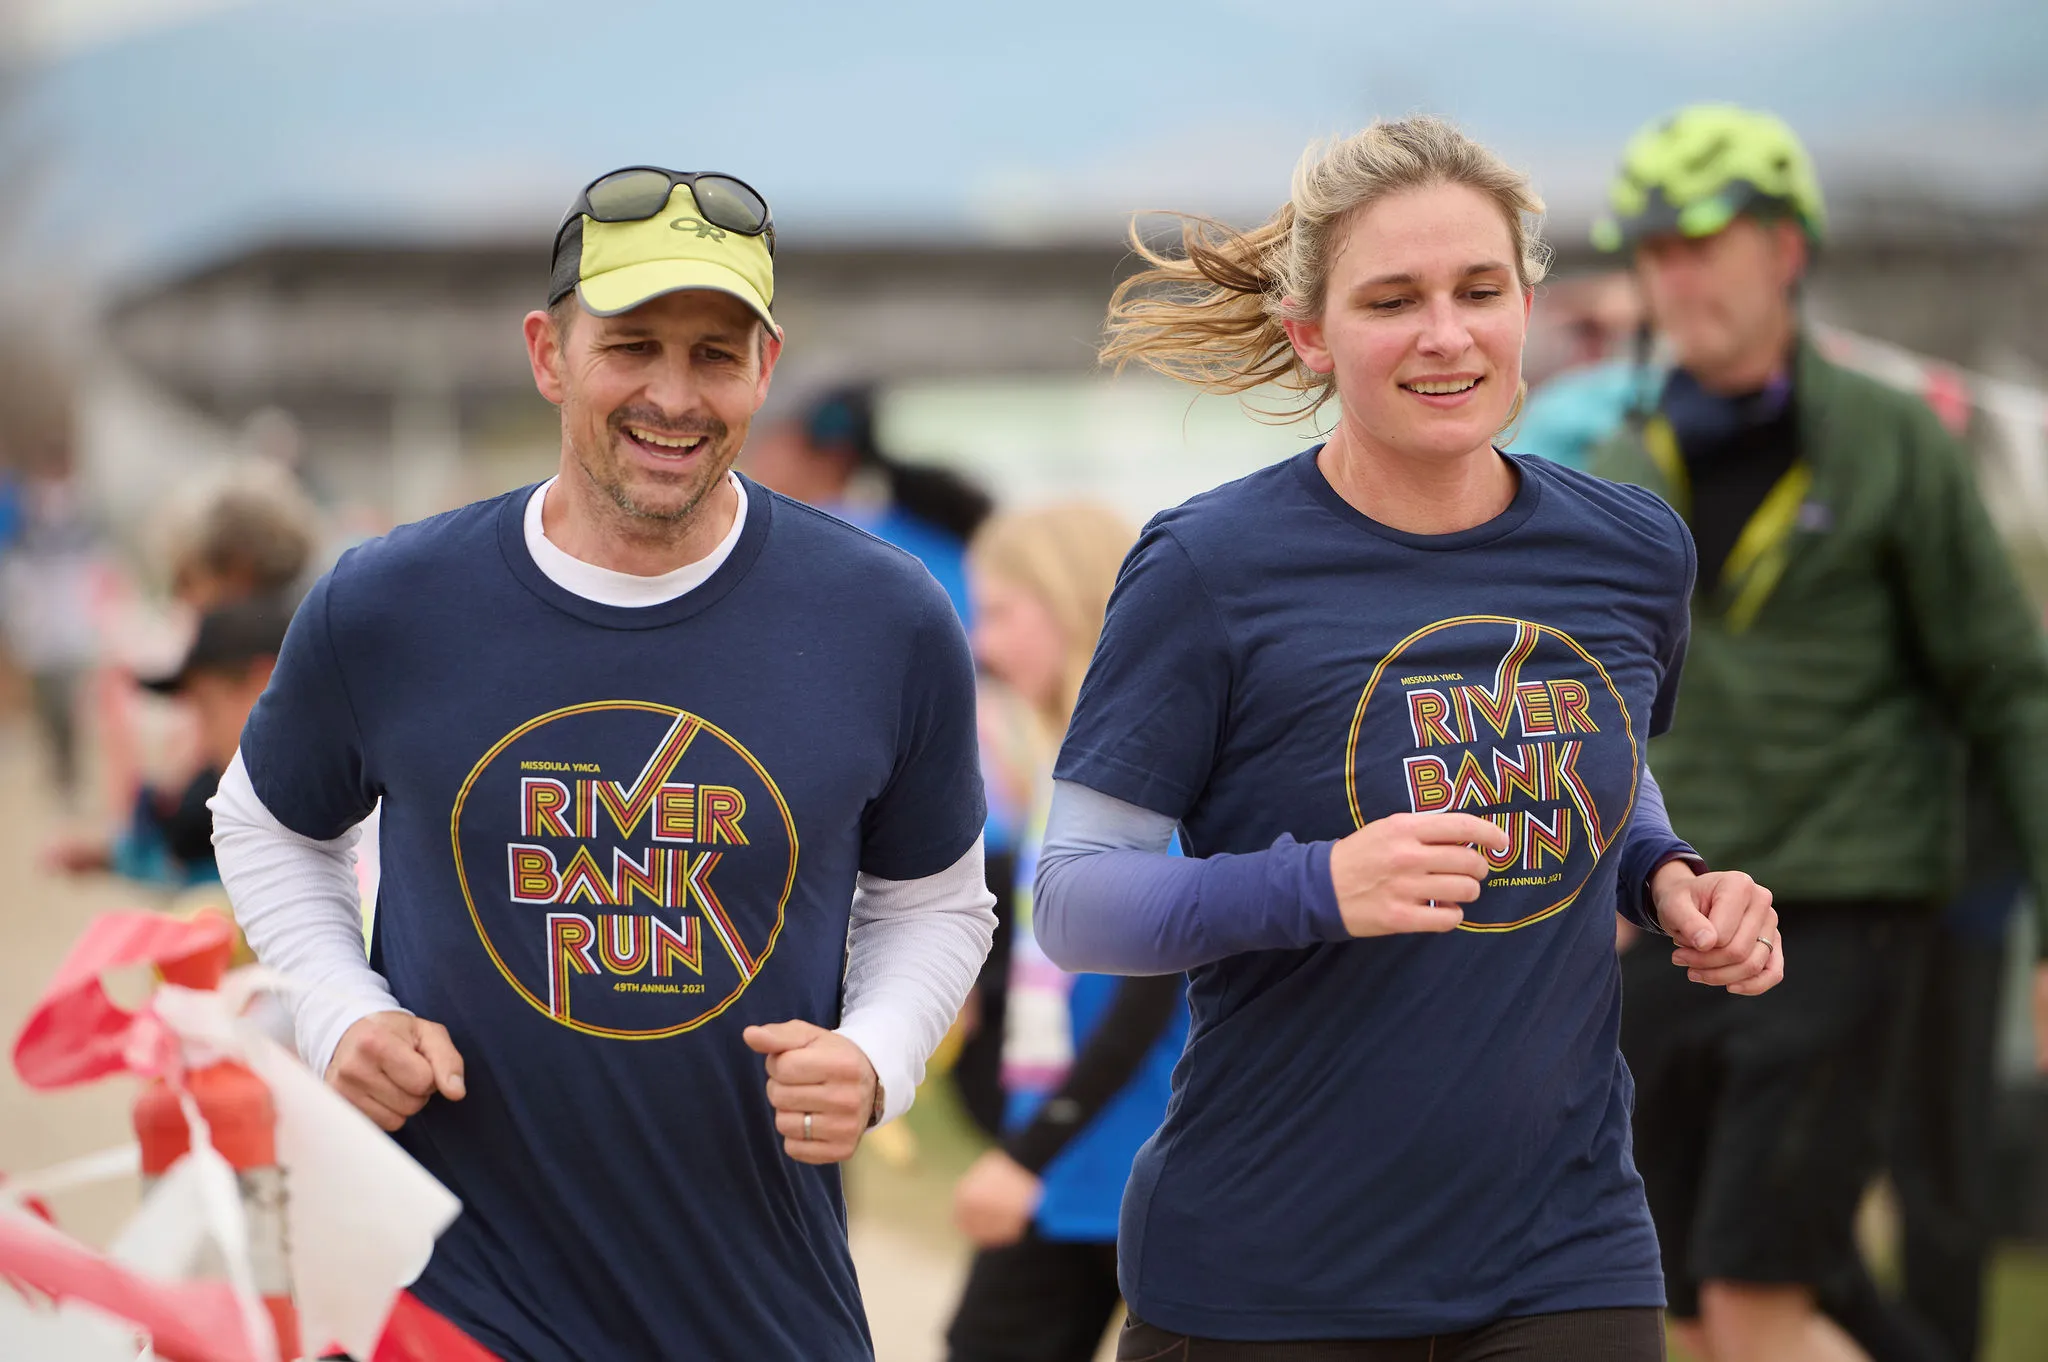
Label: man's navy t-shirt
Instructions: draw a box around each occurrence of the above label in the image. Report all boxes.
[240,478,983,1361]
[1056,449,1694,1340]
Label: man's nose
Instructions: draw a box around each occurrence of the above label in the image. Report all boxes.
[639,355,702,416]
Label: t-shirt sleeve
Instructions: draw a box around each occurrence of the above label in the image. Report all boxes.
[1650,499,1697,738]
[238,571,381,841]
[1055,524,1233,819]
[859,578,986,880]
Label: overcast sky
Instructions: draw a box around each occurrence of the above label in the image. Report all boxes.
[6,0,2045,293]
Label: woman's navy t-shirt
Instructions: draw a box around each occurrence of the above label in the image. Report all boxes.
[1055,449,1695,1340]
[239,480,983,1362]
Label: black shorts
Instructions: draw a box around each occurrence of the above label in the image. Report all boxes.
[1114,1308,1665,1360]
[1620,900,1931,1317]
[948,1227,1123,1362]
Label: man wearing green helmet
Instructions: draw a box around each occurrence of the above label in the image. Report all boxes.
[1590,104,2048,1362]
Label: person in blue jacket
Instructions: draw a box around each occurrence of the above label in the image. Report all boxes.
[946,503,1189,1362]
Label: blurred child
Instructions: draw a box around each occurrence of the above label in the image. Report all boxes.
[946,504,1189,1362]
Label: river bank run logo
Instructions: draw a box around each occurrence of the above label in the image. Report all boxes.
[451,701,798,1039]
[1346,616,1638,933]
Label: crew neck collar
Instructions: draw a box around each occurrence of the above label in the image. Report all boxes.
[1292,445,1541,551]
[496,472,773,629]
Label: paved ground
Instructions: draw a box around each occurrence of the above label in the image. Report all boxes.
[0,716,150,1251]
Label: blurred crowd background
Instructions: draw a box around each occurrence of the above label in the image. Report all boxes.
[0,2,2043,1360]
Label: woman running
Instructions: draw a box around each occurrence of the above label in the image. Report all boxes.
[945,504,1190,1362]
[1034,116,1784,1360]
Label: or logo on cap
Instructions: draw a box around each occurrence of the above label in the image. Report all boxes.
[670,216,727,241]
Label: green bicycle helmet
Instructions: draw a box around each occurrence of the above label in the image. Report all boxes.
[1592,104,1826,252]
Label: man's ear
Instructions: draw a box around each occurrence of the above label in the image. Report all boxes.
[752,323,785,411]
[524,310,568,405]
[1774,219,1810,291]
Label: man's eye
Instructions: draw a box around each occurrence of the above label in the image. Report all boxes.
[1371,298,1407,312]
[613,341,653,355]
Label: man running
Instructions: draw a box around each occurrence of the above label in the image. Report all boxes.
[1590,105,2048,1362]
[212,166,995,1361]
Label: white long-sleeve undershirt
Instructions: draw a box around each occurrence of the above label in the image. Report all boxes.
[209,474,993,1124]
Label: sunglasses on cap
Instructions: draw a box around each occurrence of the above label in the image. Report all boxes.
[555,167,775,256]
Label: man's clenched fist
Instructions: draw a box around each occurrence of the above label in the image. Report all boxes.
[326,1011,467,1132]
[743,1020,879,1165]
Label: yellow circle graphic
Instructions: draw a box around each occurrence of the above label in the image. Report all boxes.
[449,700,799,1038]
[1344,615,1639,933]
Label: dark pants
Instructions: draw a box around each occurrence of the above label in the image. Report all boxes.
[1114,1308,1665,1360]
[1887,909,2011,1362]
[1622,901,1949,1362]
[949,1228,1123,1362]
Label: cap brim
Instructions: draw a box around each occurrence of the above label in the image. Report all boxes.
[577,259,778,332]
[1603,201,1688,250]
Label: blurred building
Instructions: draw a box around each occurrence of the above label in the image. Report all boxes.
[82,195,2048,536]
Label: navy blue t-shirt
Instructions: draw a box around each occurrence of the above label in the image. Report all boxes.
[1056,449,1694,1340]
[240,479,983,1362]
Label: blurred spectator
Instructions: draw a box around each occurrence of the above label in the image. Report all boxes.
[163,460,321,610]
[946,503,1187,1362]
[0,446,106,807]
[45,597,288,888]
[1513,272,1659,471]
[742,383,992,621]
[744,383,1014,1128]
[1590,104,2048,1362]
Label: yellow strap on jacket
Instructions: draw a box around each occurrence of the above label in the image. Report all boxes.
[1643,413,1811,634]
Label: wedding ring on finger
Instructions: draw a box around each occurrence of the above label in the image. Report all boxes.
[803,1112,814,1142]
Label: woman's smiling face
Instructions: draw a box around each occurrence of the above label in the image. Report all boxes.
[1286,182,1532,463]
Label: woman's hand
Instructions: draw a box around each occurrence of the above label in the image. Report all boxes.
[1328,813,1511,937]
[1651,861,1784,996]
[953,1149,1042,1248]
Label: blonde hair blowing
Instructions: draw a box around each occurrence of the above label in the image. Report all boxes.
[1101,115,1550,423]
[968,502,1137,730]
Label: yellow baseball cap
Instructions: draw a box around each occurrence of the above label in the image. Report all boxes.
[547,169,777,331]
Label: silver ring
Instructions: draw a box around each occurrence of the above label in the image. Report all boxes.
[1759,937,1774,951]
[802,1112,814,1142]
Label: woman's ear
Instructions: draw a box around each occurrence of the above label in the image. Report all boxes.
[1282,311,1335,375]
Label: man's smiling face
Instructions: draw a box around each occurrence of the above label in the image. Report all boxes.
[539,288,779,524]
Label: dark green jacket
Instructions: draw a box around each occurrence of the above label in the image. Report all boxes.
[1591,340,2048,948]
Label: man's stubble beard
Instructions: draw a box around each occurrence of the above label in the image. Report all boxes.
[574,414,743,537]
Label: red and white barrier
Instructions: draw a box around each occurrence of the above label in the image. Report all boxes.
[3,911,488,1362]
